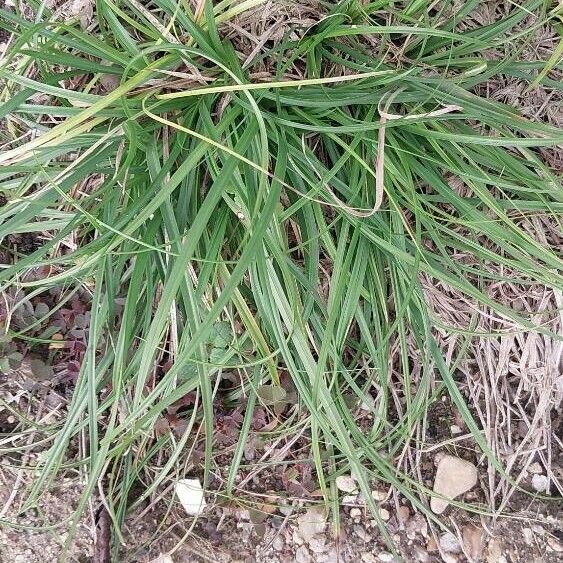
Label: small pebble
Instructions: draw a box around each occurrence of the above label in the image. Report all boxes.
[531,474,549,493]
[308,536,327,554]
[531,524,545,536]
[378,553,393,562]
[440,532,462,553]
[362,554,378,563]
[547,536,563,552]
[350,508,362,519]
[297,506,326,543]
[278,504,293,516]
[431,455,477,514]
[293,530,304,545]
[342,495,357,505]
[318,548,338,562]
[414,546,430,562]
[396,505,410,525]
[372,490,387,501]
[380,508,390,521]
[354,525,371,542]
[336,475,357,493]
[272,535,285,551]
[406,513,428,539]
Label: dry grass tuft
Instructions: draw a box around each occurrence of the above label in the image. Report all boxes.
[224,0,323,73]
[421,216,563,512]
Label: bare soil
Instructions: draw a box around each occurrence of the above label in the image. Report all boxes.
[1,368,562,563]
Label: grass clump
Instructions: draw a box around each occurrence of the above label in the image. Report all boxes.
[0,0,562,556]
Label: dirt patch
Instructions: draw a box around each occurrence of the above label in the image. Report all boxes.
[0,480,94,563]
[2,366,561,562]
[115,489,562,562]
[0,370,94,562]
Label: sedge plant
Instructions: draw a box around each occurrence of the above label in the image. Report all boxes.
[0,0,562,557]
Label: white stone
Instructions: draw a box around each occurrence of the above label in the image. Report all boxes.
[414,546,430,562]
[278,504,293,516]
[547,536,563,552]
[531,524,545,535]
[335,475,357,493]
[406,513,428,539]
[319,548,339,563]
[293,530,304,545]
[371,490,387,501]
[378,553,393,562]
[430,455,478,514]
[174,478,206,516]
[350,508,362,518]
[531,474,549,493]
